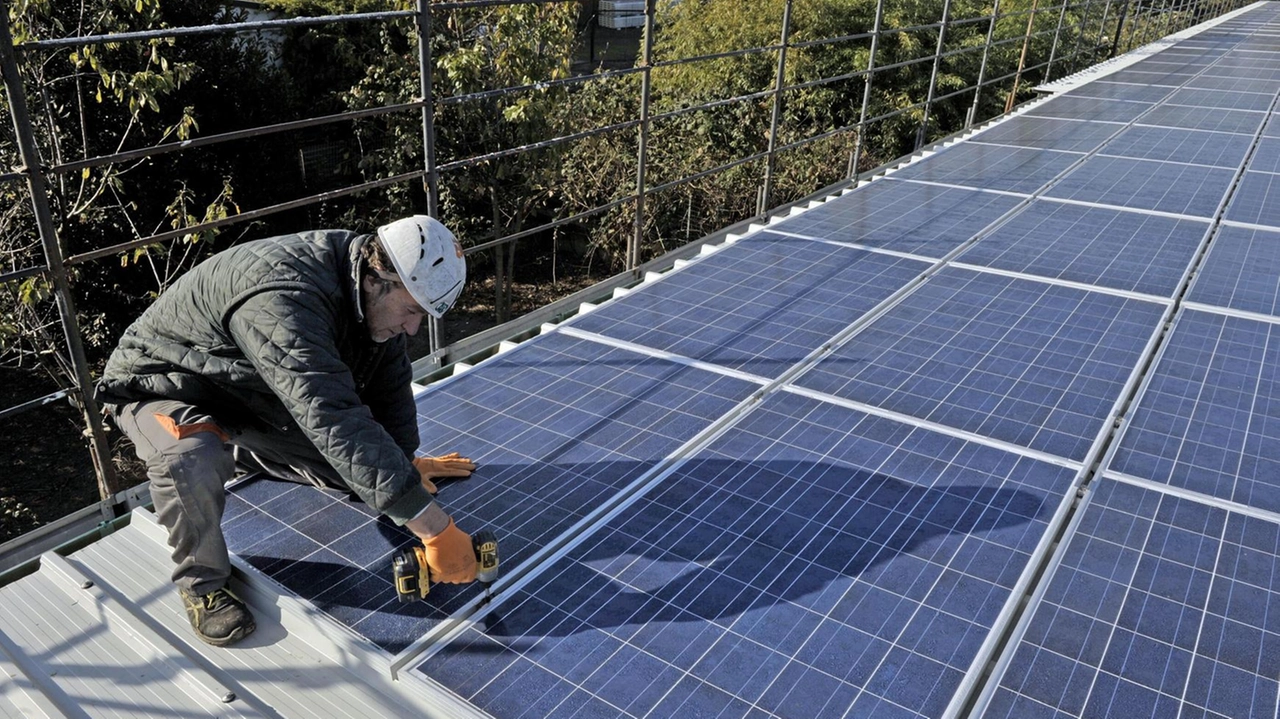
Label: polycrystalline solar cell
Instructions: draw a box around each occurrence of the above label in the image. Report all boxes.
[1103,69,1191,87]
[1204,66,1280,82]
[766,178,1024,257]
[1064,81,1176,104]
[1188,225,1280,315]
[1224,171,1280,228]
[567,235,929,378]
[224,332,759,652]
[1024,95,1154,124]
[1268,114,1280,139]
[1136,105,1265,134]
[970,116,1122,153]
[1184,73,1279,94]
[956,200,1206,296]
[795,268,1165,461]
[1246,137,1280,174]
[1043,156,1234,218]
[889,143,1080,195]
[1098,126,1253,169]
[417,391,1080,719]
[1166,87,1276,112]
[983,480,1280,719]
[1108,310,1280,514]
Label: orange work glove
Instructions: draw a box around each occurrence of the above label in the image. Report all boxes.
[413,452,476,494]
[422,518,477,584]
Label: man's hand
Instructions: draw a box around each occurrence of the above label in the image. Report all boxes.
[420,518,477,584]
[413,452,476,494]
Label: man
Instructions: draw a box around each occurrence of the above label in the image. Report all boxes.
[96,215,479,647]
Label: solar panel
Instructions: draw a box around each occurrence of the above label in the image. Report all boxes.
[566,235,930,378]
[416,391,1081,718]
[1107,309,1280,514]
[1184,74,1279,94]
[794,268,1166,461]
[1135,105,1265,134]
[1043,156,1235,218]
[1245,137,1280,174]
[1165,87,1276,112]
[1187,224,1280,315]
[979,478,1280,719]
[1024,96,1155,124]
[1064,81,1177,103]
[758,178,1024,257]
[970,116,1123,153]
[1223,171,1280,228]
[223,332,760,652]
[1103,70,1190,87]
[889,144,1081,195]
[956,200,1208,296]
[1098,126,1254,169]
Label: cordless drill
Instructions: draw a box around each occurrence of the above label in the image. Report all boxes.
[393,529,499,602]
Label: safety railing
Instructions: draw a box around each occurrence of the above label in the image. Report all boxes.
[0,0,1247,512]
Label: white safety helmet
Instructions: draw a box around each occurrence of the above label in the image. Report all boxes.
[375,215,466,318]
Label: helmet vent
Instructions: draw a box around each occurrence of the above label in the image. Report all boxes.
[432,257,445,267]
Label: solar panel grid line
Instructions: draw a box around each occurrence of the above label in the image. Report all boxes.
[1104,470,1280,528]
[1181,300,1280,326]
[780,385,1084,472]
[755,229,942,268]
[553,326,773,390]
[880,177,1034,198]
[945,260,1177,305]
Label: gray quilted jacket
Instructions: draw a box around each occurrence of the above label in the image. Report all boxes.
[96,230,434,524]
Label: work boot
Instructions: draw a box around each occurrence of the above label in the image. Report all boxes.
[179,586,256,646]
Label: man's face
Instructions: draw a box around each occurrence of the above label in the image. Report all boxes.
[363,277,429,343]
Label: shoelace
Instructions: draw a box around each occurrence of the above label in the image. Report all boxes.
[204,589,237,612]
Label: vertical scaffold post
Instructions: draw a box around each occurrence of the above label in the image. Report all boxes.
[1044,0,1071,83]
[416,0,443,353]
[0,6,118,498]
[760,0,794,217]
[967,0,1004,128]
[630,0,657,272]
[1110,0,1131,58]
[916,0,954,150]
[851,0,886,179]
[1005,0,1041,114]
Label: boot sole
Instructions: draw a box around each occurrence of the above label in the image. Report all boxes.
[196,620,257,647]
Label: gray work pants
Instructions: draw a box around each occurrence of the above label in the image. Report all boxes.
[112,399,347,595]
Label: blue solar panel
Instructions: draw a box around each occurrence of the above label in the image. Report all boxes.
[1269,114,1280,139]
[417,391,1080,718]
[1024,96,1154,124]
[1185,74,1279,94]
[970,117,1123,153]
[567,235,929,378]
[1108,309,1280,514]
[1064,81,1176,103]
[224,332,759,652]
[1044,156,1235,218]
[1188,225,1280,315]
[1136,105,1265,134]
[1224,171,1280,228]
[1246,137,1280,174]
[890,144,1081,195]
[956,200,1207,296]
[762,178,1023,257]
[1099,126,1253,169]
[1166,87,1276,112]
[1103,69,1191,87]
[795,268,1165,461]
[982,479,1280,719]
